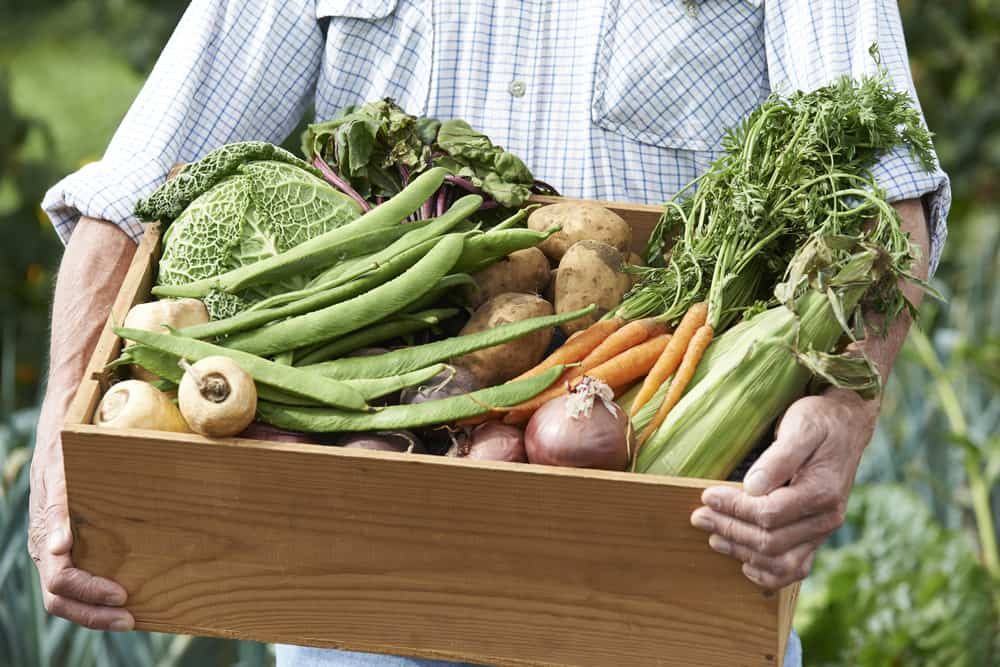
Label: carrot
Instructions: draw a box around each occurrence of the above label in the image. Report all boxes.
[511,318,623,382]
[503,333,671,424]
[573,317,665,380]
[629,302,708,417]
[635,324,714,452]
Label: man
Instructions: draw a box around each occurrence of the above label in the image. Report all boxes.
[32,1,948,665]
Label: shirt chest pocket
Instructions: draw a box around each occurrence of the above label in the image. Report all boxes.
[315,0,398,18]
[592,0,769,152]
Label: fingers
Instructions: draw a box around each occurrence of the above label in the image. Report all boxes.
[44,496,74,555]
[742,398,829,496]
[692,506,842,558]
[740,545,817,592]
[701,477,841,531]
[42,591,134,632]
[46,555,129,607]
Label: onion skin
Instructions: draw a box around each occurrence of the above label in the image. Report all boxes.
[338,430,426,453]
[524,390,631,471]
[461,422,527,462]
[401,365,481,454]
[238,421,319,444]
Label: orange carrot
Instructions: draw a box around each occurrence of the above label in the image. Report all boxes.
[511,318,623,383]
[629,302,708,417]
[573,317,665,379]
[503,333,671,425]
[635,324,714,449]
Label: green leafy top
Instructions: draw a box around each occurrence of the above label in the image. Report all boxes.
[135,141,318,221]
[302,99,538,208]
[617,64,936,332]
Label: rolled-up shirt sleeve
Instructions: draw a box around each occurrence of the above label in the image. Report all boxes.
[42,0,324,244]
[760,0,951,275]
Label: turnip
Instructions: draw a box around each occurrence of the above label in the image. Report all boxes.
[178,356,257,437]
[94,380,189,432]
[122,298,209,381]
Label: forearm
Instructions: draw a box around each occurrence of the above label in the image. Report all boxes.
[35,218,136,454]
[828,198,930,419]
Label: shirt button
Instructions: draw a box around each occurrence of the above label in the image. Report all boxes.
[508,80,526,98]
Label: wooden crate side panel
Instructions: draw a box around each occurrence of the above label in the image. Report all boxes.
[64,223,162,426]
[63,426,781,667]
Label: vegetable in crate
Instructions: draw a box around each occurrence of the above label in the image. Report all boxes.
[94,380,189,433]
[178,356,257,438]
[614,68,936,331]
[121,298,209,380]
[527,202,631,262]
[554,240,632,336]
[525,377,631,471]
[467,247,550,307]
[452,293,554,386]
[302,98,549,210]
[451,422,527,463]
[135,142,363,319]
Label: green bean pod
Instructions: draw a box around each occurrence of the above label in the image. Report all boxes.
[257,365,565,432]
[152,166,449,298]
[114,327,370,411]
[489,204,539,232]
[179,238,440,341]
[401,273,478,313]
[320,194,482,290]
[224,233,467,356]
[451,225,560,274]
[294,308,460,366]
[304,305,595,380]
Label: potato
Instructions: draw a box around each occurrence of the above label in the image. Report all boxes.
[528,202,632,262]
[452,293,554,385]
[467,247,550,307]
[554,240,632,336]
[543,268,558,304]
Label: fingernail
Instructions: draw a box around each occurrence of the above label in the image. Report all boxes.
[702,490,722,510]
[744,565,763,584]
[744,469,769,496]
[110,618,133,632]
[708,535,731,555]
[108,590,127,606]
[690,510,714,532]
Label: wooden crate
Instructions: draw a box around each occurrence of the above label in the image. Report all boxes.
[62,198,798,667]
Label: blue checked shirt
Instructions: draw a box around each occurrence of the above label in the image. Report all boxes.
[43,0,949,273]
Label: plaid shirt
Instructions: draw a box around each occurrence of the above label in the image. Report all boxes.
[43,0,949,273]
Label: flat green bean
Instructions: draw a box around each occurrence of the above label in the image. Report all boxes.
[294,308,460,366]
[257,365,565,432]
[304,305,595,380]
[224,233,466,356]
[451,225,559,274]
[489,204,539,232]
[401,273,478,313]
[114,327,370,411]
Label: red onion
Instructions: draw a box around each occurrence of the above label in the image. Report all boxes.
[525,377,631,470]
[451,422,527,462]
[238,421,320,444]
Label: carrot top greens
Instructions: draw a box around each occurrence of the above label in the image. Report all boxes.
[615,55,936,332]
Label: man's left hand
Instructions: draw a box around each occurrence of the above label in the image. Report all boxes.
[689,388,877,591]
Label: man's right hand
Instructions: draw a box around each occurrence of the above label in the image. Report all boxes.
[28,434,135,631]
[28,215,138,631]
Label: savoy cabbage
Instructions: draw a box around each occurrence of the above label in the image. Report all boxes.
[138,143,362,319]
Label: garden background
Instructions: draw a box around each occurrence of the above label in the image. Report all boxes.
[1,1,997,665]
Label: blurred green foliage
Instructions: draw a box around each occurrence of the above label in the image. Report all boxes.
[0,0,997,665]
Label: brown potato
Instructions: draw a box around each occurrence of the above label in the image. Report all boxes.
[452,293,554,385]
[554,240,632,336]
[467,247,550,307]
[528,202,631,262]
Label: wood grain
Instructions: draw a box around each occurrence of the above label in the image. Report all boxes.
[62,202,797,666]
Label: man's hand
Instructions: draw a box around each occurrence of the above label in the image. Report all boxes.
[690,389,875,590]
[29,439,134,630]
[688,198,929,591]
[28,216,136,630]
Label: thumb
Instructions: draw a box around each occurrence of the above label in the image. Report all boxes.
[743,397,828,496]
[44,475,73,556]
